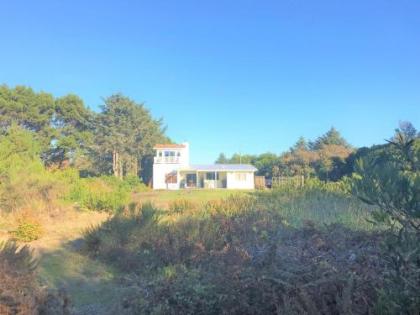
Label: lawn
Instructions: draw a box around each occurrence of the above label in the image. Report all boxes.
[133,189,251,209]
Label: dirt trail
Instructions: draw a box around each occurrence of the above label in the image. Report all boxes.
[28,211,125,314]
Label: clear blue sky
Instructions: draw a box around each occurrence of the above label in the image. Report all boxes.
[1,0,419,163]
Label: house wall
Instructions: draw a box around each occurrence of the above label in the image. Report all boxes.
[226,172,255,189]
[153,142,189,190]
[153,163,181,190]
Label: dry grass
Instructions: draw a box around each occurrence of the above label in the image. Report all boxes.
[133,189,250,209]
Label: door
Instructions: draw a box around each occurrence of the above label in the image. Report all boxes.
[186,173,197,188]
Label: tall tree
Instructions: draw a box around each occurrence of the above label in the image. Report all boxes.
[310,127,351,150]
[0,85,56,153]
[50,94,95,167]
[94,94,166,179]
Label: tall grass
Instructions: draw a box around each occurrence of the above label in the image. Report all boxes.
[82,190,385,314]
[255,187,378,231]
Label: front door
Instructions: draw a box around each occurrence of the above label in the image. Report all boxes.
[186,174,197,188]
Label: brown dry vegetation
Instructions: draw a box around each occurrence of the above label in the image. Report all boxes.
[81,192,391,314]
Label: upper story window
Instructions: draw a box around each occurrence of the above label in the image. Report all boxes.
[164,151,176,157]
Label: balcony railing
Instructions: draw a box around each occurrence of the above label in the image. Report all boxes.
[154,156,181,164]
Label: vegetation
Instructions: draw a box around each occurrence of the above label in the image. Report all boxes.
[82,191,384,314]
[0,85,167,183]
[0,240,70,314]
[0,84,418,314]
[216,127,354,181]
[351,126,420,314]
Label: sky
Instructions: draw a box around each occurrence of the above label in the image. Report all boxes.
[1,0,419,163]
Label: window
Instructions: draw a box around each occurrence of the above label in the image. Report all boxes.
[164,151,176,157]
[206,172,218,180]
[158,151,162,157]
[235,173,246,181]
[165,172,177,184]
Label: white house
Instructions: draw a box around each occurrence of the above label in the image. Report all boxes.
[152,143,257,190]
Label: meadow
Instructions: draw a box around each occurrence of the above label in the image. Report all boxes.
[0,123,418,314]
[1,183,380,314]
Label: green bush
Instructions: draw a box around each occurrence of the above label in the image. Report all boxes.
[68,176,128,212]
[10,219,44,242]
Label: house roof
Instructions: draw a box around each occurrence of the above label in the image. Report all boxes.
[182,164,257,172]
[154,143,186,149]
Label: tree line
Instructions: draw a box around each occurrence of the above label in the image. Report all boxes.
[217,123,419,182]
[0,85,167,184]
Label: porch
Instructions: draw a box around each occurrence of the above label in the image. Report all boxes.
[179,171,227,189]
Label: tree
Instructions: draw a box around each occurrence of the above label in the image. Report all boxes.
[290,136,308,152]
[49,94,95,168]
[0,85,56,153]
[215,153,228,164]
[310,127,351,150]
[94,94,166,179]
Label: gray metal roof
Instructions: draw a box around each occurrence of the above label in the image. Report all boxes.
[183,164,257,172]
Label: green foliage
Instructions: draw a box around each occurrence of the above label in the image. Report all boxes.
[217,127,353,181]
[310,126,352,150]
[0,126,66,212]
[0,85,167,183]
[351,128,420,314]
[94,94,167,178]
[10,219,44,242]
[0,85,56,151]
[68,176,130,212]
[67,175,146,212]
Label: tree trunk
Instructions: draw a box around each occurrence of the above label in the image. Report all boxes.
[133,156,138,177]
[113,150,123,178]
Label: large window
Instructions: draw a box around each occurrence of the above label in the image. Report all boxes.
[235,173,246,181]
[206,172,218,180]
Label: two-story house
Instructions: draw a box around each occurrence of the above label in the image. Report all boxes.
[153,143,257,190]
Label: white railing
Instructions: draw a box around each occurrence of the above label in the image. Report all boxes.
[154,156,181,164]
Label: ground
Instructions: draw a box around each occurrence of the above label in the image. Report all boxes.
[1,190,248,314]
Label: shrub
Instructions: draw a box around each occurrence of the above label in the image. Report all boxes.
[10,218,44,242]
[68,176,131,212]
[0,240,70,314]
[351,135,420,313]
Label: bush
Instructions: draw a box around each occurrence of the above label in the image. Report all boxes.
[351,135,420,313]
[0,240,70,314]
[68,176,133,212]
[10,218,44,242]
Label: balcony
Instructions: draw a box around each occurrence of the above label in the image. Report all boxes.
[154,156,181,164]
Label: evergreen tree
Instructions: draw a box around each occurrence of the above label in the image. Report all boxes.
[311,127,351,150]
[94,94,166,178]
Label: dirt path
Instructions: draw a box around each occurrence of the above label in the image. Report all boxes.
[28,211,126,314]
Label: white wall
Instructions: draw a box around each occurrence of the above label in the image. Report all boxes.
[153,142,189,190]
[226,172,255,189]
[153,164,181,190]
